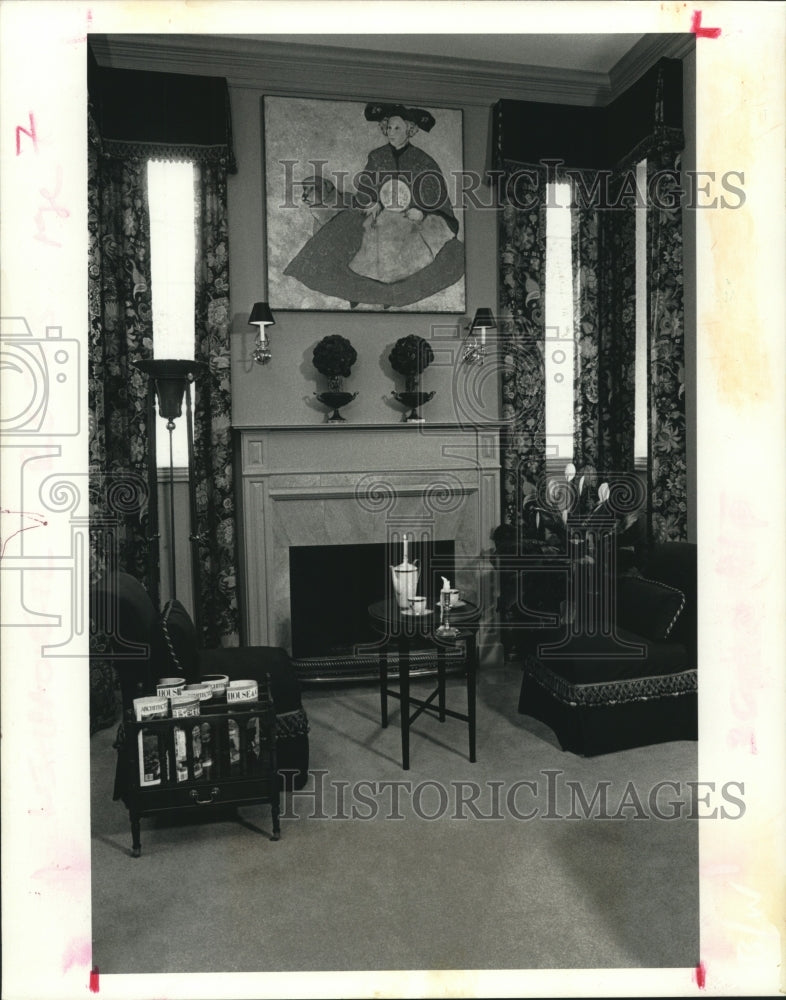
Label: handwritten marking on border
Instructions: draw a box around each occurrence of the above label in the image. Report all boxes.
[0,509,48,560]
[15,112,38,155]
[691,10,722,38]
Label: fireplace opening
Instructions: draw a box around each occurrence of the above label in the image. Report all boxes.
[289,540,456,659]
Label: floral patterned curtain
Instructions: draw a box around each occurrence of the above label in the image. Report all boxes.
[571,195,600,477]
[647,146,686,541]
[192,161,240,647]
[497,60,687,546]
[498,165,548,533]
[88,105,155,731]
[572,154,685,543]
[572,172,637,478]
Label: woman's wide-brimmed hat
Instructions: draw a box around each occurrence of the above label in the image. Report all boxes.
[364,102,436,132]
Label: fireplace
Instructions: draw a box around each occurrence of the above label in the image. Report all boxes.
[236,423,502,670]
[289,540,456,658]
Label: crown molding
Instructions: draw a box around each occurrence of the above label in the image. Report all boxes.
[90,32,696,109]
[609,32,695,98]
[89,34,611,107]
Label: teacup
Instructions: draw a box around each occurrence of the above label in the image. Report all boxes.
[408,596,427,615]
[441,589,461,608]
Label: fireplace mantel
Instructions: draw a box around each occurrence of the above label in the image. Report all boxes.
[235,423,501,660]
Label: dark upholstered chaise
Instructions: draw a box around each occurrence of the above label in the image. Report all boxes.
[517,543,697,756]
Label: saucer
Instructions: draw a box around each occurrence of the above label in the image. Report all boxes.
[402,608,434,617]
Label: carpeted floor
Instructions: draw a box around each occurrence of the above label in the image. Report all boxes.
[90,660,699,974]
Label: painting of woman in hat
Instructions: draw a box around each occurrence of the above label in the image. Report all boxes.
[280,101,465,311]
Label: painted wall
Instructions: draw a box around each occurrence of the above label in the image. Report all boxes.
[228,89,500,428]
[99,36,698,592]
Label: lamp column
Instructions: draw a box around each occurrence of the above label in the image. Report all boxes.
[134,359,207,631]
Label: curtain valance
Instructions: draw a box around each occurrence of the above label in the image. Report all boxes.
[87,47,236,172]
[493,57,684,172]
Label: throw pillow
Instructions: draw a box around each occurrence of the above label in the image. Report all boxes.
[158,599,199,680]
[616,576,685,641]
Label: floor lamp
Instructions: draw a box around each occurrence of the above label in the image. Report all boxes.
[134,359,207,632]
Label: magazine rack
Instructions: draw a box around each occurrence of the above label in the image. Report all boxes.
[116,677,280,857]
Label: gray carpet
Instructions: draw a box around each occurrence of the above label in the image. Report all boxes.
[90,660,698,974]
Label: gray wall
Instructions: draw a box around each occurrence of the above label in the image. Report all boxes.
[95,36,698,601]
[228,91,500,429]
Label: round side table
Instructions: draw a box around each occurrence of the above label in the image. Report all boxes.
[368,598,480,771]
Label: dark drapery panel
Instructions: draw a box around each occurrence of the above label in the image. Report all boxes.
[597,175,638,473]
[87,110,154,583]
[89,52,239,649]
[647,147,687,541]
[498,165,548,529]
[571,192,599,475]
[192,162,240,647]
[497,55,687,543]
[88,104,155,732]
[88,53,236,173]
[571,173,636,478]
[493,56,685,171]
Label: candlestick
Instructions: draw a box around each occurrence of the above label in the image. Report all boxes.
[403,534,409,563]
[480,327,486,346]
[436,577,459,638]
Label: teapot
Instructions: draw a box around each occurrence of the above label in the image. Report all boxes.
[390,536,420,610]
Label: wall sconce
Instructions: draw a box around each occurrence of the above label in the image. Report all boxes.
[462,308,496,365]
[249,301,275,365]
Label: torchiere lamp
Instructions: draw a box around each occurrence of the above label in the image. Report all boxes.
[462,307,496,365]
[134,358,207,624]
[249,301,275,365]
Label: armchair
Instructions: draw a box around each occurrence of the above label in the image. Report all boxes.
[95,572,310,795]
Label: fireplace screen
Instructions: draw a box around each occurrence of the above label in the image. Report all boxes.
[289,540,455,659]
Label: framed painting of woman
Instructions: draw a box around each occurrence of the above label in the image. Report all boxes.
[263,95,466,313]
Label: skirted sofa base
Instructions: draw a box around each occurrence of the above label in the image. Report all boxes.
[519,644,697,756]
[516,542,699,756]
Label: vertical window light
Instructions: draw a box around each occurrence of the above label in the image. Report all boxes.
[634,159,648,465]
[147,159,196,468]
[544,180,575,465]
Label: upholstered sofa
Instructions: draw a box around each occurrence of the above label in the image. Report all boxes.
[503,541,697,755]
[95,572,310,791]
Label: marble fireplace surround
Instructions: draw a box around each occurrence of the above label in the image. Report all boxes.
[236,424,502,660]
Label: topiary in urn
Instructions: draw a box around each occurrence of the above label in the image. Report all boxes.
[389,334,435,422]
[312,334,358,422]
